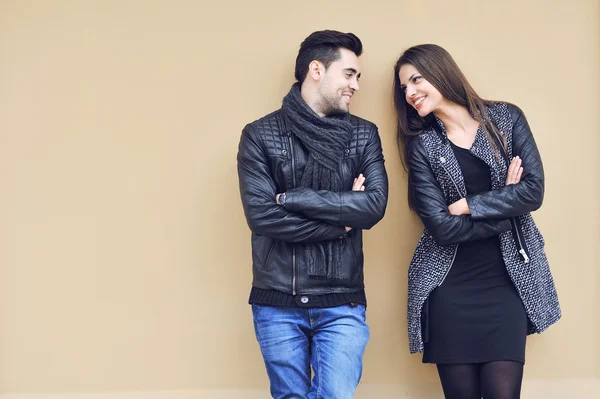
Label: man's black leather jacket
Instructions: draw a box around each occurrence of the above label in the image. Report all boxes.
[237,109,388,295]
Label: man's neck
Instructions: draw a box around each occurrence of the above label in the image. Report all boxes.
[300,82,325,117]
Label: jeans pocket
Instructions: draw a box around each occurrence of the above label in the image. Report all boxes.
[251,304,270,326]
[357,303,367,322]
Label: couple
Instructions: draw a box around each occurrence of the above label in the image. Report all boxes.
[236,30,561,399]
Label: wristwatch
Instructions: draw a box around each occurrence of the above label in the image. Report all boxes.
[277,192,287,206]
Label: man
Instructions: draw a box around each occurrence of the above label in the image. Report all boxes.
[237,30,388,399]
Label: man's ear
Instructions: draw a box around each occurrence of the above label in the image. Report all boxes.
[308,60,323,82]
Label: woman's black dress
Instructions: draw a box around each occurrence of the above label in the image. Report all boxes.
[422,141,528,364]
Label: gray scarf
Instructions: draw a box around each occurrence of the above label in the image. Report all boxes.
[282,83,353,278]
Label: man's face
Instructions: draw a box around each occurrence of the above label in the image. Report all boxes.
[315,48,361,116]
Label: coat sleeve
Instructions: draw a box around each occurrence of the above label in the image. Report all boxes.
[237,123,346,243]
[466,104,544,219]
[409,136,513,246]
[283,126,388,230]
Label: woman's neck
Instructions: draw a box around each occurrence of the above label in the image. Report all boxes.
[433,101,477,135]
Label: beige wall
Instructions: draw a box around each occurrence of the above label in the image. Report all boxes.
[0,0,598,398]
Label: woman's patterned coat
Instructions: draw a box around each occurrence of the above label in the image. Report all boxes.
[406,102,561,354]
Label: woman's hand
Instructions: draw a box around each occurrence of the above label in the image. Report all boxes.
[448,198,470,216]
[506,156,523,185]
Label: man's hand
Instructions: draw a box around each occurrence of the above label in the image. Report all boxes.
[505,156,523,185]
[352,174,366,191]
[346,174,366,231]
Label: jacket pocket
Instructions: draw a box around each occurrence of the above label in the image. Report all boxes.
[252,235,276,271]
[346,235,358,267]
[347,231,363,278]
[263,240,276,271]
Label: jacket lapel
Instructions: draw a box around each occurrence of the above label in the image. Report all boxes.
[469,126,507,190]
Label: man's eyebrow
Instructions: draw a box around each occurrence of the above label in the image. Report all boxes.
[344,68,361,78]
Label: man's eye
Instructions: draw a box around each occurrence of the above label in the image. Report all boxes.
[346,73,352,78]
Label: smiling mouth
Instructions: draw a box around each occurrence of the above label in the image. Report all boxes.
[414,96,426,109]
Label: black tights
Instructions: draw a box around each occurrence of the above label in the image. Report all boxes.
[436,361,524,399]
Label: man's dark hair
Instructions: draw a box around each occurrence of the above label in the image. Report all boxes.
[294,30,363,84]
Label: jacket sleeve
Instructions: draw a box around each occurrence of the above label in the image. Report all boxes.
[466,104,545,219]
[283,126,388,230]
[237,124,346,243]
[409,136,513,246]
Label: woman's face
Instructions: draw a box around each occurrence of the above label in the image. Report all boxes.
[398,63,444,117]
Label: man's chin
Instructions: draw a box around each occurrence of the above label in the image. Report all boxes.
[326,106,349,117]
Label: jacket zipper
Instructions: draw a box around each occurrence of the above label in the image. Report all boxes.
[288,133,297,295]
[511,217,530,263]
[438,157,463,286]
[438,245,458,286]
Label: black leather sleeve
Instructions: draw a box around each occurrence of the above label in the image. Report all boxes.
[237,124,346,243]
[466,104,544,219]
[409,137,512,246]
[284,127,388,230]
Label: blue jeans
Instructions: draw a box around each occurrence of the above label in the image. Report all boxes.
[252,303,370,399]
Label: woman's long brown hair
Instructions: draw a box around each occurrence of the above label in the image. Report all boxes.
[392,44,506,208]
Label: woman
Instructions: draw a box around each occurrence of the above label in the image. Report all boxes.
[393,44,561,399]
